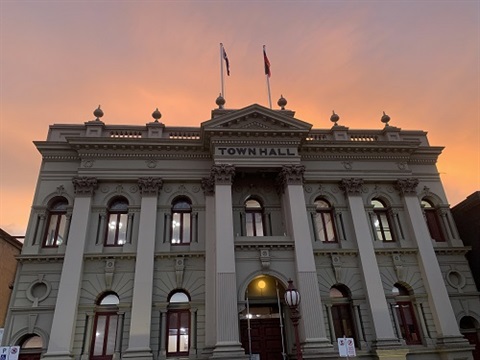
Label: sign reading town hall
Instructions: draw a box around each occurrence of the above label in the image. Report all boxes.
[216,147,298,157]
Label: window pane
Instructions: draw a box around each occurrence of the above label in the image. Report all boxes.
[106,214,118,245]
[117,213,128,245]
[106,315,118,355]
[324,213,335,242]
[56,215,67,245]
[22,335,43,348]
[245,213,254,236]
[93,315,106,355]
[45,214,60,246]
[168,312,179,353]
[183,213,191,243]
[172,213,181,244]
[254,213,264,236]
[379,213,392,241]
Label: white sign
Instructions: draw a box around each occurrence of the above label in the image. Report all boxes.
[337,337,356,357]
[8,347,20,360]
[0,347,20,360]
[0,347,9,360]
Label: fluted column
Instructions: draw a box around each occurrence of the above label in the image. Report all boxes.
[277,165,332,354]
[209,164,246,359]
[201,177,216,355]
[339,178,400,350]
[395,179,468,347]
[43,177,98,360]
[123,177,163,360]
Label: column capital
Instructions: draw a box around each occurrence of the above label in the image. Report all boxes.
[276,165,305,191]
[72,177,98,196]
[138,177,163,196]
[201,176,215,195]
[211,164,235,185]
[395,178,419,195]
[339,178,364,195]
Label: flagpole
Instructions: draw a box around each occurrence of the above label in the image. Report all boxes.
[263,45,272,109]
[220,43,225,98]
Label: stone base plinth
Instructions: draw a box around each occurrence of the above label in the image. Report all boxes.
[121,347,154,360]
[210,341,248,359]
[41,351,74,360]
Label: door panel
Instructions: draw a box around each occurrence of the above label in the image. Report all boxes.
[241,318,283,360]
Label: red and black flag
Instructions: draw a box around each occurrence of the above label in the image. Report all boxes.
[263,46,271,77]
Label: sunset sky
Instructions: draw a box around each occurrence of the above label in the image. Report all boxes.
[0,1,479,236]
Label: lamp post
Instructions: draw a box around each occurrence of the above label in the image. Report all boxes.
[284,279,303,360]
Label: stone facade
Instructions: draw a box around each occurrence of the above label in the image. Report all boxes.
[2,103,480,360]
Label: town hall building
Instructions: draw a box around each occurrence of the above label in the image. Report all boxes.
[2,97,480,360]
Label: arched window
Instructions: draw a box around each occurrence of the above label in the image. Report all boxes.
[329,285,356,342]
[18,334,43,360]
[167,291,190,357]
[171,197,192,245]
[371,199,395,242]
[43,198,68,247]
[105,198,129,246]
[314,198,337,242]
[392,284,421,345]
[90,293,120,360]
[245,198,264,236]
[421,199,446,242]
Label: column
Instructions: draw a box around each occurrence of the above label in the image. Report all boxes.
[122,177,163,360]
[113,312,125,360]
[43,177,98,360]
[158,310,167,359]
[80,313,93,360]
[210,165,246,359]
[34,214,46,246]
[395,179,469,347]
[339,178,401,350]
[201,177,216,355]
[277,165,332,354]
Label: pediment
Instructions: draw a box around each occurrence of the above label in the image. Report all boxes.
[201,104,312,133]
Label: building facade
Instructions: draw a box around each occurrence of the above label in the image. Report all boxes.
[2,100,480,360]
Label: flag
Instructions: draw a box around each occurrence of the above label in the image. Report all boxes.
[263,47,271,77]
[223,46,230,76]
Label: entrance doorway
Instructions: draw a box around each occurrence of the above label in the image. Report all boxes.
[240,275,286,360]
[460,316,480,360]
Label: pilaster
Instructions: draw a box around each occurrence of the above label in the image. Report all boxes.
[122,177,163,360]
[42,177,98,360]
[339,178,401,350]
[395,179,471,353]
[209,165,247,359]
[277,165,333,355]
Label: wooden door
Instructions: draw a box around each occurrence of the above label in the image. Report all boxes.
[240,318,283,360]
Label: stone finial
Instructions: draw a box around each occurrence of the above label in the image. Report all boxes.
[152,108,162,122]
[277,95,287,110]
[216,94,226,109]
[381,111,391,126]
[93,105,104,121]
[330,110,340,126]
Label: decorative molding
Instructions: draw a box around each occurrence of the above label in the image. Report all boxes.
[138,177,163,196]
[72,177,98,195]
[260,248,270,269]
[201,177,215,196]
[175,257,185,288]
[339,178,364,195]
[105,259,115,289]
[395,178,419,195]
[276,165,305,192]
[211,164,235,185]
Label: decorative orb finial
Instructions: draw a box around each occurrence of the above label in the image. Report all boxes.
[277,95,287,110]
[93,105,104,121]
[381,111,391,126]
[330,110,340,125]
[152,108,162,122]
[216,93,226,109]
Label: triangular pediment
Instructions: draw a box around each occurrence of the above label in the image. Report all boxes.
[201,104,312,132]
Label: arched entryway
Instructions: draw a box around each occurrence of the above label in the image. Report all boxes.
[240,275,286,360]
[460,316,480,359]
[18,334,43,360]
